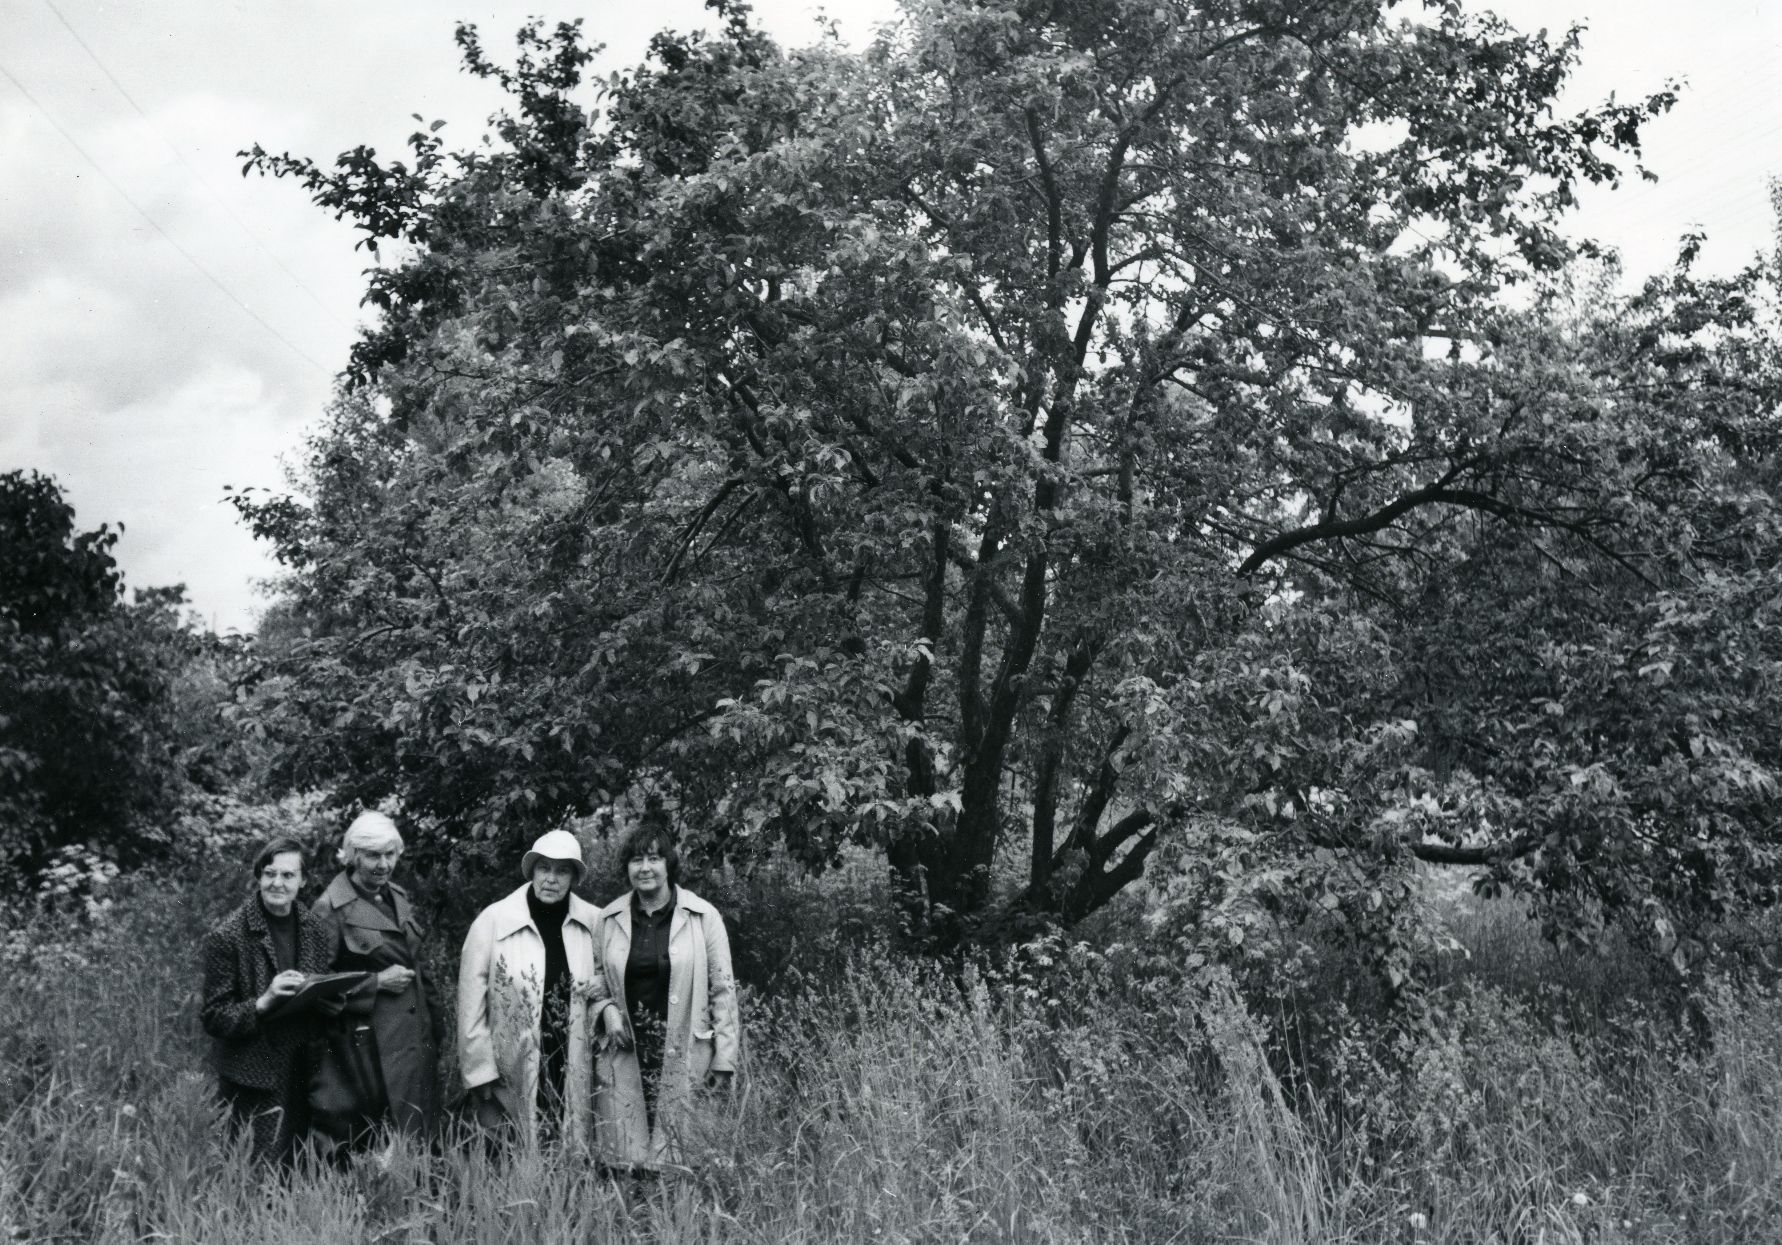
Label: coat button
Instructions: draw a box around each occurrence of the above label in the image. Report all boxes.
[669,994,678,1004]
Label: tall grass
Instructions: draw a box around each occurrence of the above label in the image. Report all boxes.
[2,873,1779,1243]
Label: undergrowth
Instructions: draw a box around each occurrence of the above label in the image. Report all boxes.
[1,870,1778,1243]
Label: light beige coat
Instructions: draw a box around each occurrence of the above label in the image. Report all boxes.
[456,884,598,1149]
[587,887,739,1167]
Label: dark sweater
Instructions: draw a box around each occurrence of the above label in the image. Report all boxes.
[264,904,298,972]
[525,889,572,1115]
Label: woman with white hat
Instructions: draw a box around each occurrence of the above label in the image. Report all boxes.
[456,828,598,1148]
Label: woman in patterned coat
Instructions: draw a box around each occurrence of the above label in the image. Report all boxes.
[199,836,334,1165]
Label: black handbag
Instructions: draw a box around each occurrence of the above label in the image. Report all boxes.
[308,1019,390,1144]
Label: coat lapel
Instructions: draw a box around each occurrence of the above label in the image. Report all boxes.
[489,885,537,942]
[323,872,403,933]
[391,885,426,939]
[298,910,332,974]
[565,893,597,937]
[599,897,634,1013]
[241,900,276,978]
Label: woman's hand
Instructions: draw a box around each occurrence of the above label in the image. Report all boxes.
[601,1004,634,1051]
[254,969,306,1013]
[376,964,416,994]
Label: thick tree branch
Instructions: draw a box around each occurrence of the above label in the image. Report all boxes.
[717,379,836,586]
[1055,724,1131,868]
[1030,635,1104,891]
[664,476,743,583]
[1410,832,1541,866]
[894,519,950,724]
[946,544,1020,626]
[1061,825,1158,923]
[1091,808,1156,865]
[1237,468,1486,575]
[1025,107,1067,292]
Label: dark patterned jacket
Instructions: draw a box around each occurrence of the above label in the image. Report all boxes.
[199,896,334,1090]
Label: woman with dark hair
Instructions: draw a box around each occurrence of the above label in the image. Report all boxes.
[199,837,335,1164]
[587,817,739,1169]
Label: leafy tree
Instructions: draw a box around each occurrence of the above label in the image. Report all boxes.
[237,0,1780,966]
[0,472,207,888]
[1141,254,1782,986]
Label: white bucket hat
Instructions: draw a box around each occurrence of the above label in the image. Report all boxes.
[521,829,586,885]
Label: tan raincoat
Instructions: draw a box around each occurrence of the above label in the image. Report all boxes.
[456,884,598,1148]
[587,887,739,1167]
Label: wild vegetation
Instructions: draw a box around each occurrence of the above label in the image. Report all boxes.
[2,852,1780,1243]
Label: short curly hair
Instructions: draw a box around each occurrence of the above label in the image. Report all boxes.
[611,817,681,890]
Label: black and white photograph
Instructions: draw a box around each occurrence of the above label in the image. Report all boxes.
[3,0,1780,1239]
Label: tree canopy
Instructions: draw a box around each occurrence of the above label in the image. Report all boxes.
[237,0,1781,970]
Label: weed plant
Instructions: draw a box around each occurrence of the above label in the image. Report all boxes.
[1,869,1778,1243]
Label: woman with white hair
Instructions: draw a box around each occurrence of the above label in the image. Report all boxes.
[309,810,441,1144]
[457,829,598,1149]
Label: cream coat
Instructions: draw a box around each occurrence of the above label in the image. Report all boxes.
[587,887,738,1168]
[457,884,598,1149]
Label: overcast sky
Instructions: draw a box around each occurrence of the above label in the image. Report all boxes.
[3,0,1778,633]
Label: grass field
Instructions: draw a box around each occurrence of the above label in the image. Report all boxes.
[1,867,1778,1243]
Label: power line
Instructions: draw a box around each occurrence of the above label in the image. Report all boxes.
[41,0,353,333]
[0,57,331,376]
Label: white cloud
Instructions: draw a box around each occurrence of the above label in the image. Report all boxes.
[22,364,307,633]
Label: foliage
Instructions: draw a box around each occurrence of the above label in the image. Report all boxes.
[235,0,1781,977]
[0,471,240,890]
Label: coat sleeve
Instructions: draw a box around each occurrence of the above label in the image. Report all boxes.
[457,912,499,1090]
[198,926,260,1041]
[584,916,623,1031]
[704,910,739,1073]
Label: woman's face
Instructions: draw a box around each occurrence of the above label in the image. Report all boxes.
[530,858,576,904]
[347,838,402,893]
[258,851,304,916]
[626,844,669,899]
